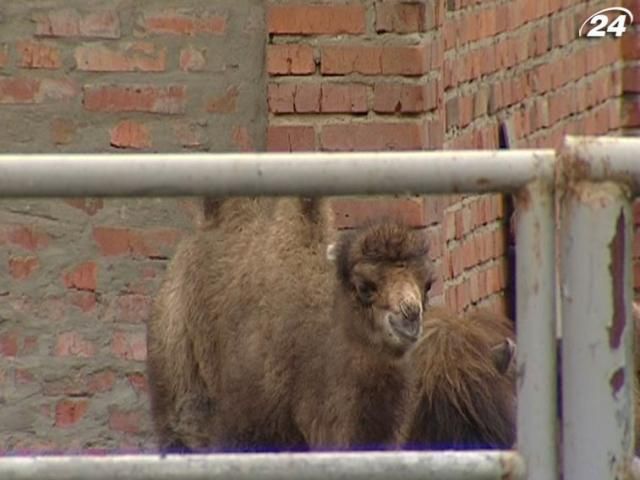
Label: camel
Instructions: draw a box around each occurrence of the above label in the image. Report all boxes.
[147,197,435,452]
[405,306,517,450]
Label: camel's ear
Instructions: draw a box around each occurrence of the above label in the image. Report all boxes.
[491,338,516,375]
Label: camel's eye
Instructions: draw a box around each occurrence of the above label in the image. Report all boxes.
[355,279,377,304]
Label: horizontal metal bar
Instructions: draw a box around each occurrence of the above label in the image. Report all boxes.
[0,151,555,197]
[563,136,640,193]
[0,451,524,480]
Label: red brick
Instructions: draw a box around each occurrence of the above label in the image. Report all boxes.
[426,116,444,149]
[179,46,206,72]
[75,42,165,72]
[64,198,104,216]
[321,83,369,113]
[34,9,120,38]
[55,399,89,427]
[624,99,640,127]
[459,94,474,127]
[443,22,456,52]
[381,43,430,75]
[111,294,151,324]
[232,126,254,152]
[423,197,444,226]
[69,292,97,313]
[454,209,464,239]
[267,125,316,151]
[110,120,151,149]
[321,122,426,151]
[63,261,98,292]
[4,225,50,251]
[0,77,78,104]
[268,4,365,34]
[267,83,295,113]
[93,226,181,257]
[51,118,75,145]
[109,408,141,434]
[15,368,35,384]
[461,237,477,269]
[139,10,226,36]
[0,332,18,357]
[331,198,426,229]
[623,32,640,60]
[54,332,97,358]
[269,82,367,114]
[83,84,186,114]
[87,370,116,394]
[373,81,437,113]
[295,83,321,112]
[457,280,471,311]
[376,1,427,33]
[127,373,148,394]
[23,336,38,355]
[267,44,315,75]
[206,86,239,113]
[17,40,61,69]
[624,66,640,93]
[321,45,383,75]
[111,331,147,361]
[485,263,506,294]
[8,256,40,280]
[450,245,464,277]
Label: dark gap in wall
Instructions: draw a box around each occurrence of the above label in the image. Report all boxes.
[499,122,516,325]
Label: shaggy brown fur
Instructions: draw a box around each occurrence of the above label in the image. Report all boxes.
[405,306,517,450]
[147,197,434,452]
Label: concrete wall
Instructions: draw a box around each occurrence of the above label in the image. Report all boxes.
[0,0,266,452]
[0,0,637,453]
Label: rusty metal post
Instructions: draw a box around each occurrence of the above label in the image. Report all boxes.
[560,180,634,480]
[515,180,558,480]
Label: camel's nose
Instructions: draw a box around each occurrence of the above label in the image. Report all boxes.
[401,306,422,337]
[390,304,422,341]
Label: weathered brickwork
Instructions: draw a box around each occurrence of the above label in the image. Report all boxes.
[266,0,627,312]
[0,0,265,453]
[0,0,636,453]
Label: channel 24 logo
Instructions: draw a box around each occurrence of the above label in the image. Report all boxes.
[578,7,634,38]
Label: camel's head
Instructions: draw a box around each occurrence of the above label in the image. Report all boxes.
[336,221,435,356]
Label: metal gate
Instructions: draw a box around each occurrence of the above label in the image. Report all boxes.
[0,135,636,480]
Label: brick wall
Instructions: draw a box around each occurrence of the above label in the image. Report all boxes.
[440,0,624,313]
[0,0,637,453]
[0,0,265,452]
[265,0,625,313]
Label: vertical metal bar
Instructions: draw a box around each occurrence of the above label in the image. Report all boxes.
[560,180,634,480]
[515,180,558,480]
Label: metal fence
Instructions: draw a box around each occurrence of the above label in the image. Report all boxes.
[0,135,636,480]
